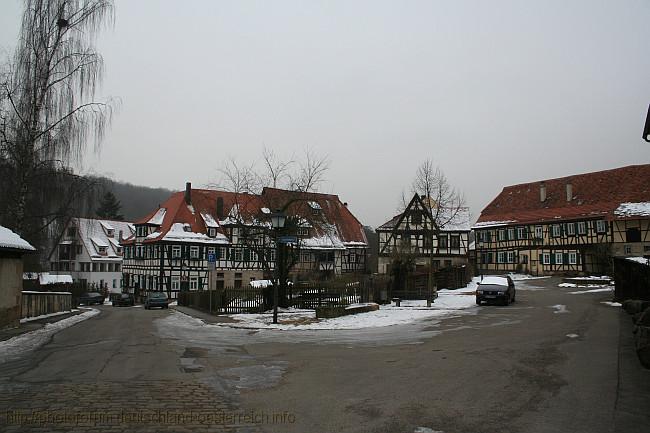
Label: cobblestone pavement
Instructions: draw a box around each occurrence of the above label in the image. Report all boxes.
[0,380,261,433]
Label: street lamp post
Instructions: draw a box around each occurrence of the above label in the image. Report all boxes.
[270,210,286,324]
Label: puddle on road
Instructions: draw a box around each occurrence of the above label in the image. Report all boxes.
[219,362,288,390]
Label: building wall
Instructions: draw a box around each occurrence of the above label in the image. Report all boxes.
[475,218,650,276]
[0,255,24,329]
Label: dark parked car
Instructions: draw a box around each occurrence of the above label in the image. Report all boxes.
[77,292,105,306]
[144,292,169,309]
[112,293,135,307]
[476,276,516,306]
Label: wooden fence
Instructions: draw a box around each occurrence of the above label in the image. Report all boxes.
[390,265,471,300]
[21,291,72,320]
[178,286,265,314]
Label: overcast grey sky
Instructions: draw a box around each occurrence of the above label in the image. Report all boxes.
[1,0,649,227]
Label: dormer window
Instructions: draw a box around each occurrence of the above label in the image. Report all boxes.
[183,224,192,232]
[106,229,114,238]
[298,227,309,237]
[98,246,107,255]
[208,228,217,237]
[136,226,147,237]
[116,246,123,255]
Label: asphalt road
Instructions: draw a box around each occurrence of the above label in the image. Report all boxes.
[1,278,649,433]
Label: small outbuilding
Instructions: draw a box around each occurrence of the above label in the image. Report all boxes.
[0,225,36,329]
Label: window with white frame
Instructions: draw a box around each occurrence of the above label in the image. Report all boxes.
[349,253,356,263]
[234,249,243,261]
[190,246,199,259]
[567,223,575,236]
[172,245,181,258]
[497,251,506,263]
[498,229,506,241]
[298,227,309,236]
[596,220,607,234]
[207,247,215,257]
[535,226,543,239]
[136,245,143,258]
[171,276,180,290]
[542,253,551,265]
[208,228,217,237]
[569,252,577,264]
[624,245,632,254]
[301,251,311,262]
[555,252,563,264]
[552,225,561,237]
[219,247,227,260]
[507,251,515,263]
[517,227,526,239]
[507,228,515,240]
[190,277,198,290]
[577,221,587,235]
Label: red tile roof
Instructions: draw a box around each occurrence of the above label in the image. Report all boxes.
[125,186,367,246]
[475,164,650,226]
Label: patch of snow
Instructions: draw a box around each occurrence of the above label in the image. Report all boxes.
[261,207,271,214]
[146,231,161,240]
[0,225,35,251]
[301,234,345,249]
[566,333,579,339]
[550,304,569,314]
[625,256,649,265]
[201,212,219,228]
[614,202,650,217]
[601,301,622,307]
[90,236,109,248]
[220,289,477,330]
[0,309,100,364]
[20,310,72,323]
[308,201,322,210]
[37,273,73,285]
[22,290,71,295]
[147,208,167,225]
[162,223,229,244]
[250,279,273,288]
[471,220,516,229]
[568,287,614,294]
[187,204,196,214]
[98,220,115,231]
[507,273,551,281]
[438,207,471,232]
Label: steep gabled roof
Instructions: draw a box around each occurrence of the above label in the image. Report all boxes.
[77,218,135,260]
[474,164,650,227]
[377,193,471,232]
[128,186,367,248]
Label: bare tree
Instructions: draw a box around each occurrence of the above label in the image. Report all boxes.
[411,159,465,230]
[289,147,330,192]
[0,0,115,255]
[261,146,293,188]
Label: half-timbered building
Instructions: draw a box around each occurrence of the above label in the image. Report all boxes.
[121,183,367,299]
[376,194,471,274]
[473,164,650,276]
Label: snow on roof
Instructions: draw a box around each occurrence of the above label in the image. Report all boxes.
[614,202,650,218]
[301,234,345,250]
[478,276,509,286]
[99,220,114,231]
[74,218,135,259]
[472,220,517,229]
[162,223,229,244]
[38,273,73,285]
[201,212,219,228]
[308,201,322,210]
[261,207,271,214]
[438,207,471,232]
[90,237,109,248]
[147,208,167,225]
[0,225,35,251]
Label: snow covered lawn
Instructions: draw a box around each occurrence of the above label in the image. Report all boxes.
[219,287,478,330]
[0,308,99,364]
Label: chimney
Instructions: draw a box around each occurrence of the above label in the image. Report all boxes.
[343,202,348,207]
[539,182,546,202]
[566,182,573,202]
[118,230,123,241]
[184,182,191,205]
[216,197,224,218]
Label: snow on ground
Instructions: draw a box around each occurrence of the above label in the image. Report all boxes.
[568,287,614,295]
[566,333,579,339]
[550,304,570,314]
[506,273,551,281]
[20,310,72,323]
[601,301,622,307]
[0,308,100,364]
[221,288,478,330]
